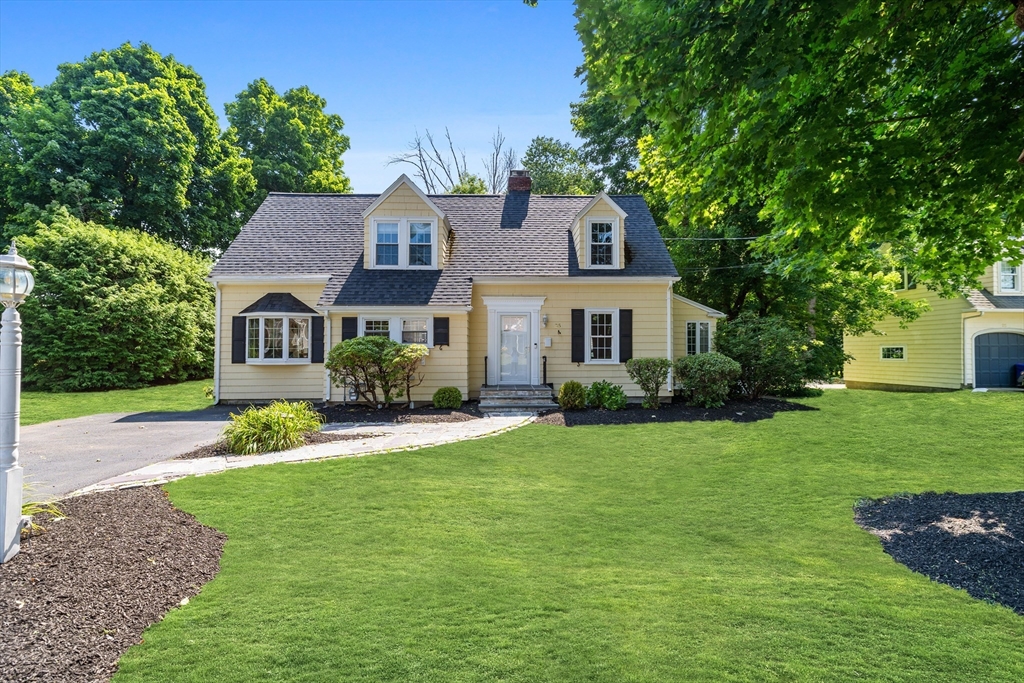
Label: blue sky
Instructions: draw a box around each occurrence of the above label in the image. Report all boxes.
[0,0,584,192]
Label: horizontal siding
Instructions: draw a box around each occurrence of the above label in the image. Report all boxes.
[843,288,972,390]
[362,184,443,269]
[469,282,672,397]
[326,312,469,403]
[218,284,326,401]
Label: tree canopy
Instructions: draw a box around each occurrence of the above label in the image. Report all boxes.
[448,173,488,194]
[225,78,352,199]
[521,136,603,195]
[576,1,1024,292]
[0,43,256,251]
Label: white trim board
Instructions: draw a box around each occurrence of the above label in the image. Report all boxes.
[572,191,628,224]
[672,293,727,318]
[209,275,331,285]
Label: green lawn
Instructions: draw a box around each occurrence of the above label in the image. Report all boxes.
[21,380,212,426]
[116,390,1023,682]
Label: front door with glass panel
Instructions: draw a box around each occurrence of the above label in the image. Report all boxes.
[499,314,530,384]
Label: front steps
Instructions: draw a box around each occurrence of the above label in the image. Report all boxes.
[478,385,557,414]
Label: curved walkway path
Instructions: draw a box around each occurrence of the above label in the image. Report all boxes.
[69,416,532,498]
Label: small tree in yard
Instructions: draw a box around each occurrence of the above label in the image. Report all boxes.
[625,358,671,409]
[713,313,813,399]
[391,344,429,406]
[326,337,428,408]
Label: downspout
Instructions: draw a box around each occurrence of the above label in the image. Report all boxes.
[323,313,332,403]
[666,285,674,390]
[962,311,983,388]
[213,282,222,404]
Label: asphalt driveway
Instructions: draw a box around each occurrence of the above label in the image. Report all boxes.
[20,407,235,501]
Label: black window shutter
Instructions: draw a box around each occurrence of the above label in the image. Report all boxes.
[571,309,585,363]
[619,309,633,363]
[231,316,247,364]
[433,317,450,346]
[311,317,325,363]
[341,316,358,340]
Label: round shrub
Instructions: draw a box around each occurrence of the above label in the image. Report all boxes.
[224,400,324,455]
[17,211,215,391]
[558,380,586,410]
[625,357,671,409]
[586,380,628,411]
[673,352,742,408]
[432,386,463,410]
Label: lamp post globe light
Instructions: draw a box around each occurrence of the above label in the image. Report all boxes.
[0,240,34,563]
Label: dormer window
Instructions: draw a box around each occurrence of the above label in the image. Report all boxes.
[371,218,437,269]
[998,262,1021,293]
[587,217,619,268]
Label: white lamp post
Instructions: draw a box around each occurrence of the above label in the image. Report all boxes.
[0,240,34,563]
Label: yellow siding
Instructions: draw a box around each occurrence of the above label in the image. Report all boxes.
[469,282,672,398]
[325,312,470,403]
[843,288,972,390]
[362,183,444,269]
[672,297,719,359]
[980,265,996,293]
[218,283,328,402]
[577,197,626,270]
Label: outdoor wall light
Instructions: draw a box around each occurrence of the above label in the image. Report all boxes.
[541,314,548,327]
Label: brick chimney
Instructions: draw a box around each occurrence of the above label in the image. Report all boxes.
[507,169,532,193]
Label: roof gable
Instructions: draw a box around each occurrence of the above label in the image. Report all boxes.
[360,174,445,219]
[572,191,627,223]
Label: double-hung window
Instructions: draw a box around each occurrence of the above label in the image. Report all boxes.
[586,217,618,268]
[246,316,311,363]
[686,321,710,355]
[361,316,432,346]
[371,218,437,269]
[586,309,618,362]
[999,262,1021,293]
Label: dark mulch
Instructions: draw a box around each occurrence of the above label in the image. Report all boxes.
[534,398,816,427]
[175,430,385,460]
[0,487,225,683]
[317,402,482,425]
[855,491,1023,614]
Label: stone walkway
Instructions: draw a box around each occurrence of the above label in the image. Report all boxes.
[69,416,532,498]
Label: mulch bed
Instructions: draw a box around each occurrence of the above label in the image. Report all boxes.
[317,403,482,424]
[855,491,1023,614]
[175,430,385,460]
[534,398,816,426]
[0,487,225,683]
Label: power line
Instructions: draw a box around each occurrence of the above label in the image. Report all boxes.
[677,263,768,271]
[662,236,759,241]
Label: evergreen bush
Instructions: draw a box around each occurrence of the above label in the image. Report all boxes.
[625,358,671,409]
[673,353,742,408]
[714,314,812,399]
[432,386,463,410]
[557,380,587,410]
[586,380,628,410]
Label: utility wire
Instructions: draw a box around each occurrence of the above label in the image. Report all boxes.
[677,263,768,271]
[662,236,759,241]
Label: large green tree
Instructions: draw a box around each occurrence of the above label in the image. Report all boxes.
[225,78,352,200]
[576,1,1024,292]
[521,136,603,194]
[0,44,255,251]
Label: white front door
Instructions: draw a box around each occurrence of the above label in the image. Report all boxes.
[499,314,530,384]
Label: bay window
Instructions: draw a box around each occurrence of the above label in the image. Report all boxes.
[246,316,312,363]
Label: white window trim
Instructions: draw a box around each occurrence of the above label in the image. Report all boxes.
[585,216,620,269]
[880,345,907,362]
[685,320,712,355]
[371,217,438,270]
[997,262,1022,294]
[245,315,313,365]
[585,308,619,364]
[358,314,433,347]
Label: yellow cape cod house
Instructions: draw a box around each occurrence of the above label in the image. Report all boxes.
[209,170,724,408]
[844,259,1024,391]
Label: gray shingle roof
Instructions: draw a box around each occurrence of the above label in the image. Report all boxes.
[239,292,319,315]
[967,289,1024,311]
[210,192,678,308]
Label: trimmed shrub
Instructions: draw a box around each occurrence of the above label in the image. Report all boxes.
[558,380,587,410]
[625,357,671,409]
[586,380,628,411]
[326,336,402,407]
[17,211,215,391]
[432,386,463,410]
[714,314,812,399]
[224,401,324,455]
[674,353,742,408]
